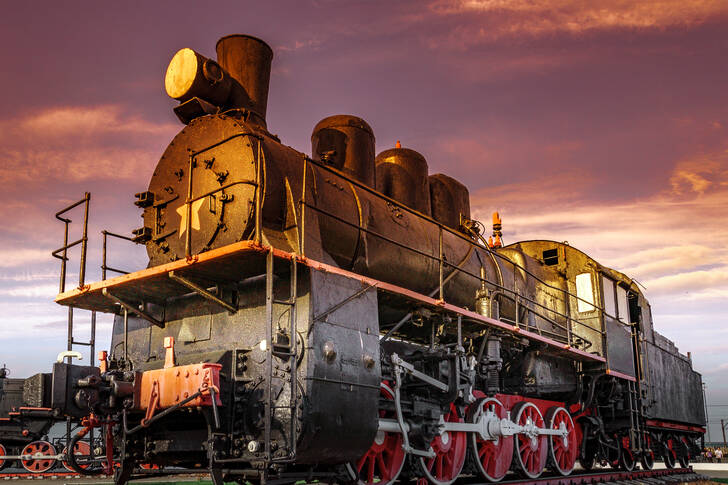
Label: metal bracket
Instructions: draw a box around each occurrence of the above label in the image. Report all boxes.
[102,288,164,327]
[392,362,436,458]
[168,271,237,314]
[391,353,449,392]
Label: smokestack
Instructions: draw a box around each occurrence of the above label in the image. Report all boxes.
[216,35,273,123]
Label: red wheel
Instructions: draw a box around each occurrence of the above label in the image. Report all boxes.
[617,434,635,471]
[545,407,577,475]
[63,441,91,472]
[663,435,676,468]
[21,440,57,473]
[140,462,161,470]
[678,436,690,468]
[640,434,655,470]
[417,404,467,485]
[0,444,7,470]
[467,398,513,482]
[511,402,547,479]
[346,383,406,485]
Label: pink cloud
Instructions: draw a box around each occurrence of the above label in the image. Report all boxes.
[428,0,728,39]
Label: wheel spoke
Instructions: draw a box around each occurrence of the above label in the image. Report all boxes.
[377,453,388,479]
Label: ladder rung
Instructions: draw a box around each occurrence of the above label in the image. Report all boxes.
[273,299,295,306]
[72,340,92,346]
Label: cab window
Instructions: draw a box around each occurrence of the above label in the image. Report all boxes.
[602,275,616,318]
[576,273,596,313]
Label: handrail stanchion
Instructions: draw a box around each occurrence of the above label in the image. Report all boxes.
[255,140,263,245]
[185,155,194,259]
[299,156,307,257]
[438,226,444,301]
[79,193,90,286]
[59,221,69,293]
[102,230,108,280]
[101,230,136,279]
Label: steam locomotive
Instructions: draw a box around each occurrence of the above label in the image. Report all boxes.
[2,34,705,484]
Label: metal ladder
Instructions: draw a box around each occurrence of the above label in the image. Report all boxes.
[627,378,646,461]
[51,193,97,458]
[264,250,299,463]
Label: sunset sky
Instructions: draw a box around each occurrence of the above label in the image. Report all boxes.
[1,1,727,439]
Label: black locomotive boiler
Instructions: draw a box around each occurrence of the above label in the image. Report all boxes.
[19,34,706,484]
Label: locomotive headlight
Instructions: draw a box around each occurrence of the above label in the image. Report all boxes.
[164,47,232,107]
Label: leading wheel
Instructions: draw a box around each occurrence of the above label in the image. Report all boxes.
[511,402,547,479]
[345,383,406,485]
[63,441,92,472]
[417,404,467,485]
[467,398,513,482]
[545,407,577,476]
[640,434,655,470]
[662,435,676,469]
[21,440,57,473]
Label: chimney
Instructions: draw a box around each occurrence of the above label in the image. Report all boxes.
[216,35,273,124]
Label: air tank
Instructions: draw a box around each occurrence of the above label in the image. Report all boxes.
[311,115,376,187]
[216,34,273,122]
[429,173,470,231]
[375,145,431,216]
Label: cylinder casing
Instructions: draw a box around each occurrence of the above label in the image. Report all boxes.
[311,115,376,187]
[375,147,431,216]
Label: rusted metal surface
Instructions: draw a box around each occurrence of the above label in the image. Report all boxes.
[375,145,431,215]
[429,173,470,230]
[215,35,273,122]
[311,114,376,187]
[135,362,222,412]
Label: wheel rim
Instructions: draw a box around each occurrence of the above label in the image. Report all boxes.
[605,435,621,469]
[468,398,513,482]
[618,435,635,471]
[512,402,547,479]
[22,440,57,473]
[418,404,467,485]
[640,434,654,470]
[63,441,91,471]
[663,436,676,468]
[346,383,406,485]
[545,407,577,476]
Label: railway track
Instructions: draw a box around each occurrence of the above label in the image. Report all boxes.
[0,472,109,480]
[480,468,709,485]
[0,467,711,483]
